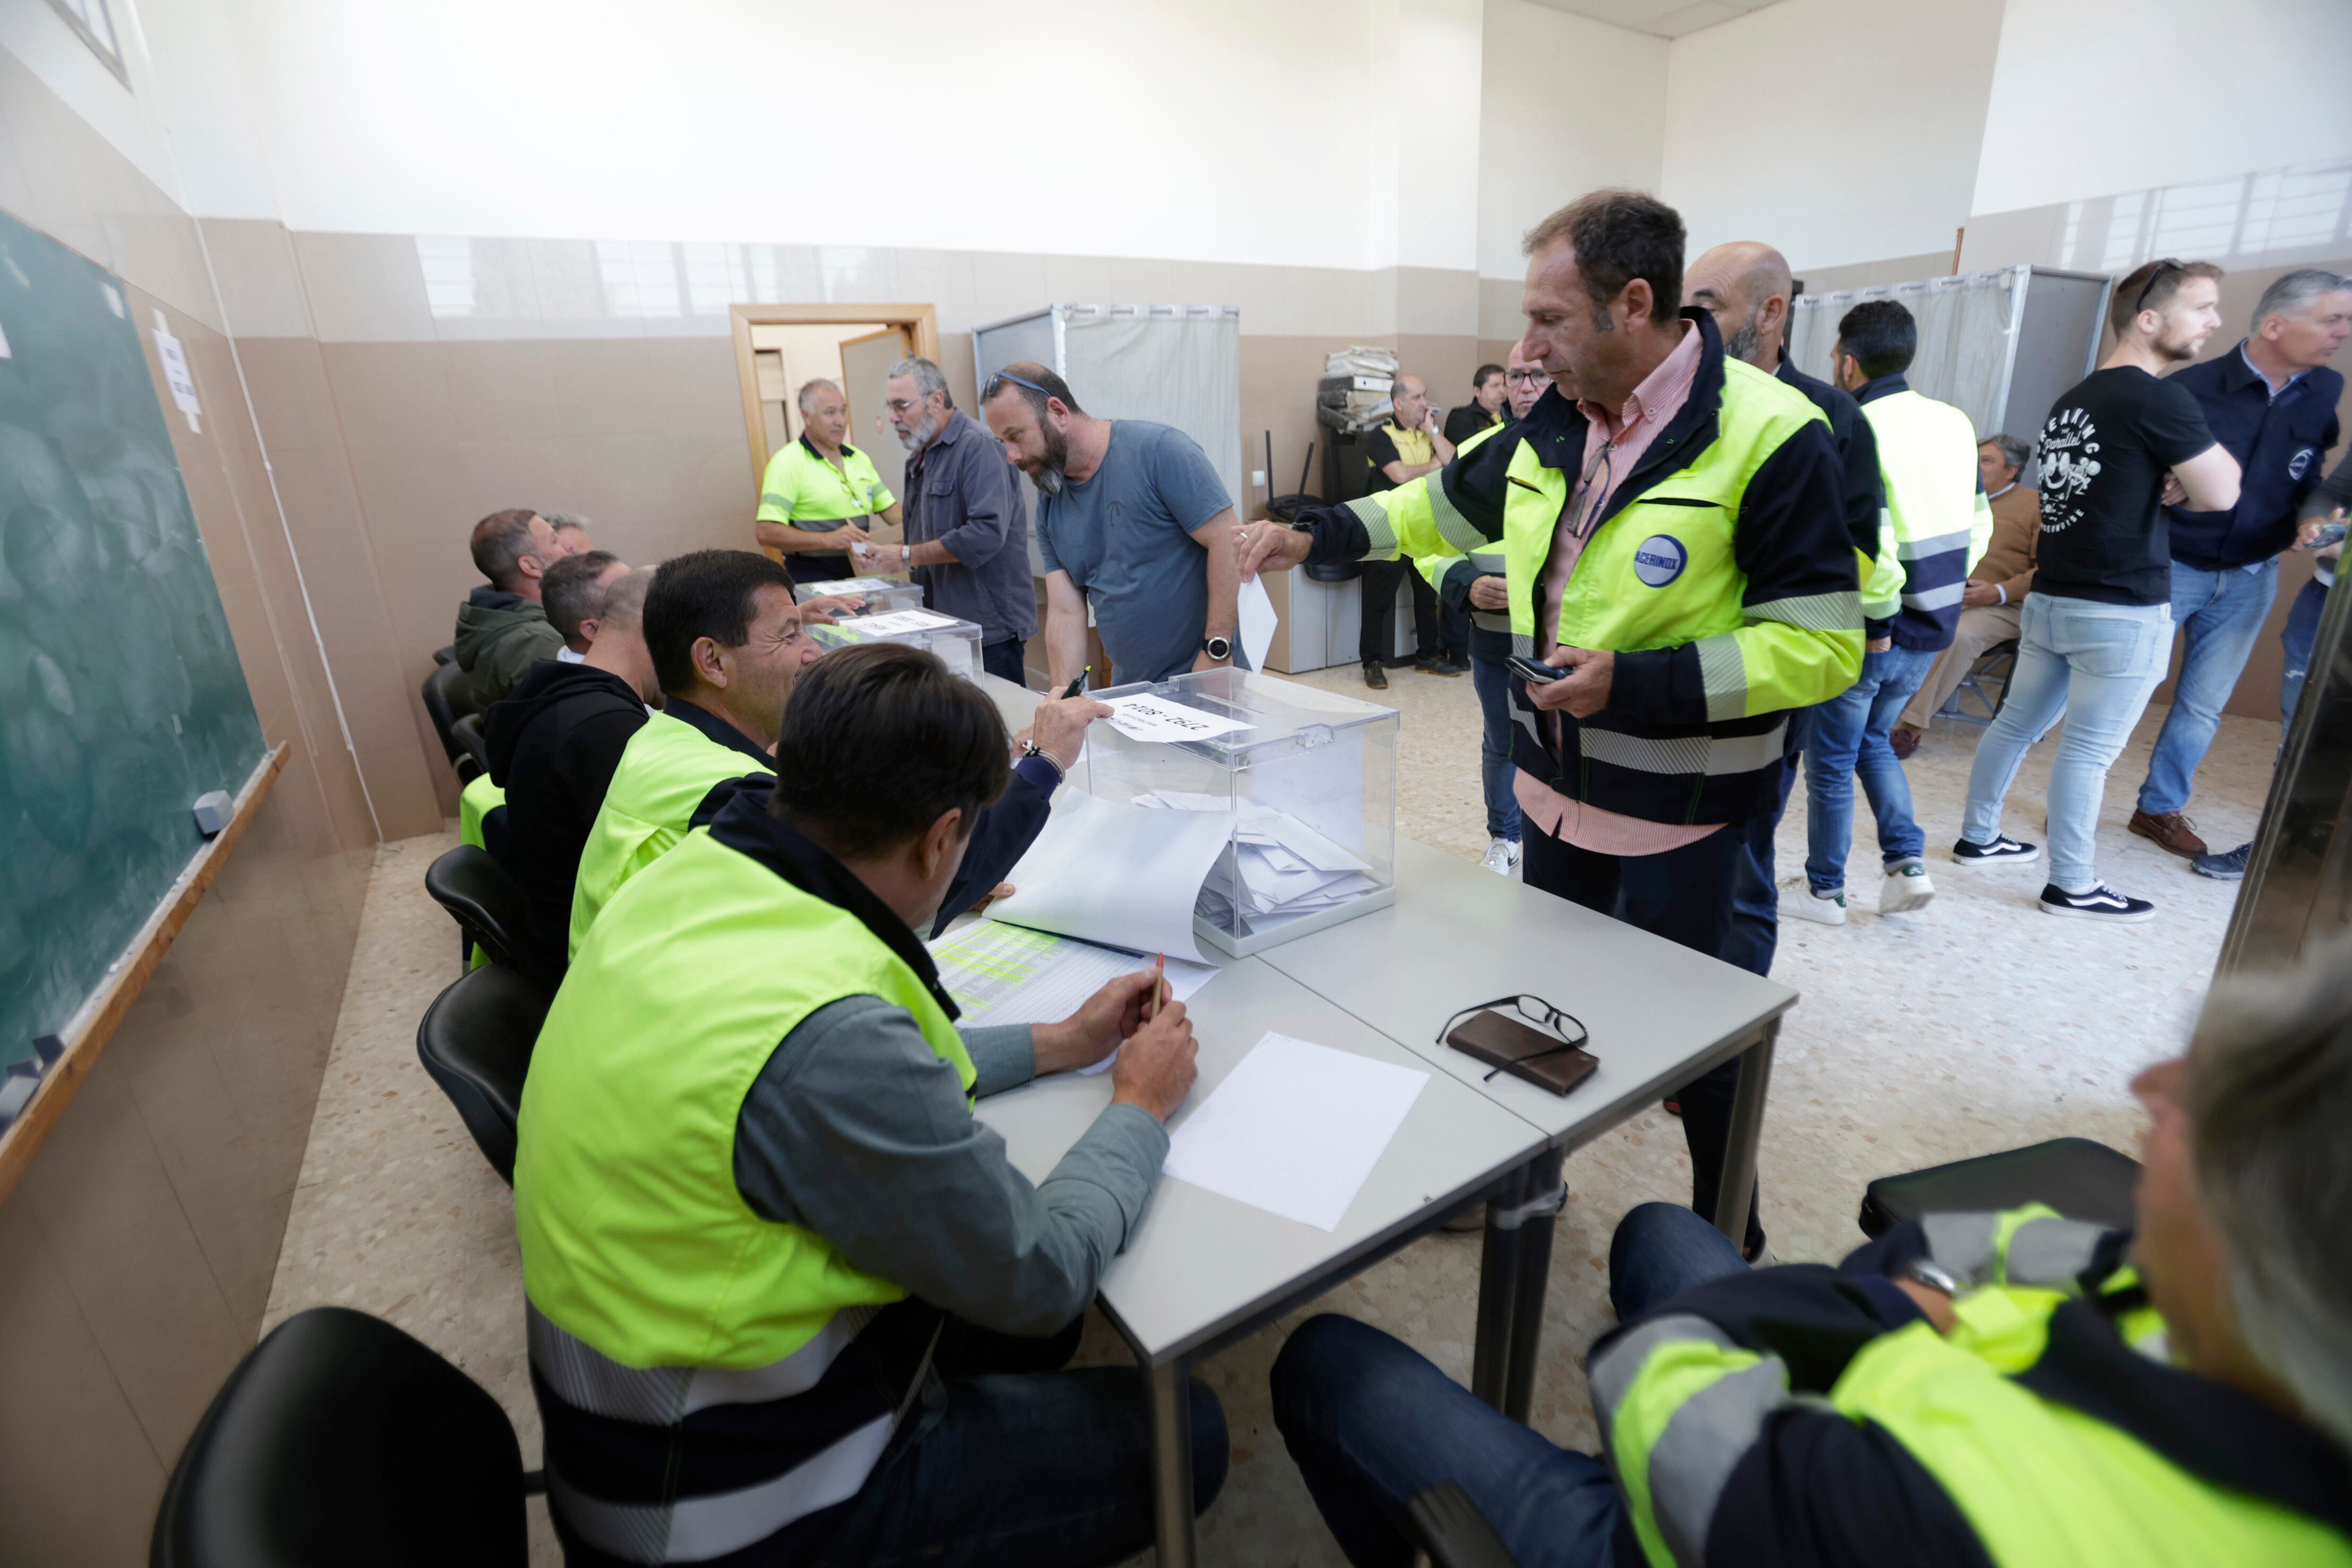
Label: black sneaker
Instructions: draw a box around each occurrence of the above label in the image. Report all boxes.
[1414,654,1465,676]
[1362,661,1389,690]
[1952,834,2039,866]
[2193,842,2250,881]
[2039,883,2156,922]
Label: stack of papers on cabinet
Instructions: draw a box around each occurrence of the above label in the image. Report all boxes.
[1133,791,1380,926]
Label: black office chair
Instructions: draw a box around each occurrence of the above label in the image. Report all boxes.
[416,964,546,1185]
[422,661,478,771]
[1858,1136,2140,1239]
[1405,1483,1518,1567]
[450,713,493,785]
[152,1306,535,1568]
[424,844,535,978]
[1937,638,2020,725]
[432,644,457,666]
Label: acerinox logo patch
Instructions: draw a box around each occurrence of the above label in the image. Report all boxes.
[1631,534,1687,587]
[2292,447,2316,481]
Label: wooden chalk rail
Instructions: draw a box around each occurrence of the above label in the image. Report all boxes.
[0,742,288,1209]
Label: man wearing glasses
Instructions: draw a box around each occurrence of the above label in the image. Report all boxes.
[1955,257,2241,922]
[982,363,1243,689]
[876,356,1038,686]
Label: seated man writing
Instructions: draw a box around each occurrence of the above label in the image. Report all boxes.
[568,549,1102,957]
[516,642,1225,1565]
[1269,951,2352,1566]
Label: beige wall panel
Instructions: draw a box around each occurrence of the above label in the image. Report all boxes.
[198,217,315,340]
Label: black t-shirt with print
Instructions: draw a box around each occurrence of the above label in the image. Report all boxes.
[2033,366,2217,606]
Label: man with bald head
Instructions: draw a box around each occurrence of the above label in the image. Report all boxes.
[1685,241,1884,975]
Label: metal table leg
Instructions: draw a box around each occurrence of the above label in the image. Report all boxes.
[1145,1357,1198,1568]
[1710,1019,1780,1241]
[1501,1147,1566,1424]
[1470,1160,1530,1409]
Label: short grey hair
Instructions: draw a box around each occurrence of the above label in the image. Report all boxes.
[888,356,953,411]
[598,565,653,631]
[1982,433,2032,473]
[2187,944,2352,1449]
[2251,268,2352,333]
[544,510,592,534]
[796,378,842,416]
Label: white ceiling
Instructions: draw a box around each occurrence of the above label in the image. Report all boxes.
[1523,0,1794,40]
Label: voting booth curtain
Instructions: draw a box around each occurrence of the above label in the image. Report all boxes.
[1789,269,2024,439]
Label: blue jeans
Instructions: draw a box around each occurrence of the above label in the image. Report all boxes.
[1269,1204,1747,1567]
[2136,558,2276,816]
[2281,573,2329,725]
[1804,644,1936,893]
[1469,647,1523,842]
[982,637,1030,686]
[1963,594,2173,893]
[1723,710,1809,978]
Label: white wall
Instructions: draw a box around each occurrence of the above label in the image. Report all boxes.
[1972,0,2352,217]
[1476,0,1665,279]
[201,0,1394,270]
[1660,0,2003,272]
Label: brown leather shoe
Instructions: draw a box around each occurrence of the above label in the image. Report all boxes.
[1889,723,1922,760]
[2129,809,2207,859]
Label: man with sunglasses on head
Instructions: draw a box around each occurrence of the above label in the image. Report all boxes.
[1955,258,2242,922]
[1242,190,1863,1259]
[982,363,1244,689]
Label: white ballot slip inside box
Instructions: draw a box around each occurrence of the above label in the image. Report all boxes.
[929,920,1221,1076]
[1102,695,1257,746]
[851,609,959,636]
[1163,1032,1429,1230]
[1237,576,1278,673]
[989,791,1237,964]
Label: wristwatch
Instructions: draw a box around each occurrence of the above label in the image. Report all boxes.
[1902,1257,1963,1297]
[1200,635,1233,662]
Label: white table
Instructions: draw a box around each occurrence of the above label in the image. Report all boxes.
[973,956,1545,1566]
[1259,836,1797,1415]
[964,674,1795,1561]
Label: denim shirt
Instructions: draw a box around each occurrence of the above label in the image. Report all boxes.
[902,410,1038,646]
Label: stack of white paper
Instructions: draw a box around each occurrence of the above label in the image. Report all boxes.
[1134,792,1379,928]
[929,920,1220,1075]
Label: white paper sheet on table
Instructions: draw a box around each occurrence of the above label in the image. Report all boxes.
[1238,577,1277,672]
[851,608,960,636]
[1163,1032,1429,1230]
[929,921,1220,1074]
[1102,694,1255,745]
[988,791,1235,963]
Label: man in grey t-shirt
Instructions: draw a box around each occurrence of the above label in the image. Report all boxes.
[982,362,1242,687]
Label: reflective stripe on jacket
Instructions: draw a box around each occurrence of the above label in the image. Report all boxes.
[1857,382,1991,651]
[1592,1204,2352,1568]
[516,825,976,1562]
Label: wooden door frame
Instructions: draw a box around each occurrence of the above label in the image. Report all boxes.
[729,303,940,491]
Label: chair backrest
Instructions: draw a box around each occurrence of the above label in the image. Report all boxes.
[1858,1136,2141,1239]
[451,712,493,781]
[422,662,478,765]
[433,644,457,666]
[415,964,548,1184]
[152,1306,526,1568]
[423,844,534,975]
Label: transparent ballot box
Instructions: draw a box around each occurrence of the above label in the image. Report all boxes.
[793,577,927,615]
[809,607,985,678]
[1077,667,1398,957]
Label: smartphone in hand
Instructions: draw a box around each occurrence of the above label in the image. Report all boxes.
[1507,654,1567,684]
[2306,522,2348,551]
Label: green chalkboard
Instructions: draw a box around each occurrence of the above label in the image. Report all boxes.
[0,208,266,1073]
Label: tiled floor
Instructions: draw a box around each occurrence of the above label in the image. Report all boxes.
[265,670,2269,1565]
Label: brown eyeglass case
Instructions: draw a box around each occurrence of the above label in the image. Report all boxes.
[1444,1009,1598,1098]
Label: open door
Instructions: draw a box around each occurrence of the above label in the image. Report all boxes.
[839,326,912,502]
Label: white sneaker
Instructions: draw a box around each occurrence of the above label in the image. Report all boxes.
[1880,859,1936,914]
[1780,880,1846,924]
[1480,837,1521,877]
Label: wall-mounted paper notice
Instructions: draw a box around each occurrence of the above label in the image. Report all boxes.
[1103,693,1255,745]
[990,790,1235,963]
[1238,576,1277,672]
[149,307,200,432]
[1163,1032,1428,1230]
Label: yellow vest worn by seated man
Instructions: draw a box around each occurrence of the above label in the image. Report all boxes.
[515,825,977,1557]
[567,709,768,959]
[1596,1204,2352,1568]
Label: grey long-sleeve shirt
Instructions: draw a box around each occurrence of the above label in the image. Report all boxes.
[730,997,1167,1338]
